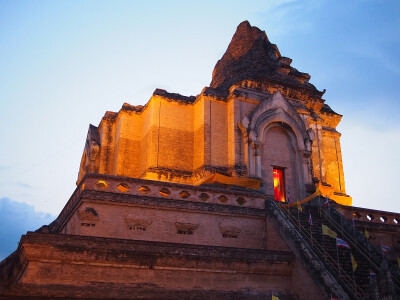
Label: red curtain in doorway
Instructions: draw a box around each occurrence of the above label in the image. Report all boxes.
[273,169,285,202]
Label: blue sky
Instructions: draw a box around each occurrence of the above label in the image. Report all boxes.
[0,0,399,259]
[0,197,53,260]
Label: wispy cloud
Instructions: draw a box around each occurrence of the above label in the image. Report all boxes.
[255,0,325,37]
[16,182,33,189]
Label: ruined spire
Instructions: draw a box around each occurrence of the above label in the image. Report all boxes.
[210,21,321,97]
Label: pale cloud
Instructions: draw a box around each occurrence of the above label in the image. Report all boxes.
[16,182,33,189]
[341,122,400,212]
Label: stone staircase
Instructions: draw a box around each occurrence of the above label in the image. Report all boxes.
[283,205,368,298]
[268,198,400,299]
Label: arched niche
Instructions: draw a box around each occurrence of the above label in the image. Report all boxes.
[238,90,313,200]
[260,122,302,200]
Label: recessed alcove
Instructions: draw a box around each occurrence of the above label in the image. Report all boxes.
[138,186,150,194]
[236,197,246,205]
[159,188,171,197]
[199,193,209,201]
[179,191,190,198]
[117,183,130,192]
[218,195,228,203]
[95,180,108,189]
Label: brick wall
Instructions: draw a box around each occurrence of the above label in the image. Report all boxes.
[86,89,347,198]
[67,201,266,249]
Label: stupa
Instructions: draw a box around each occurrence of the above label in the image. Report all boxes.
[1,21,399,300]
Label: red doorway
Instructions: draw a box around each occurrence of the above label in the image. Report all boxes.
[273,168,285,202]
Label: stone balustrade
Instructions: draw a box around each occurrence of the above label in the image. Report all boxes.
[337,204,400,226]
[57,173,267,228]
[82,174,265,208]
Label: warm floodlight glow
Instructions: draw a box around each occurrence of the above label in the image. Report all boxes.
[138,186,150,194]
[117,183,130,192]
[159,188,171,197]
[179,191,190,198]
[95,180,108,189]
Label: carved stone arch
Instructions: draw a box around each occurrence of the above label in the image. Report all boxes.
[252,107,306,150]
[248,90,308,141]
[238,90,313,199]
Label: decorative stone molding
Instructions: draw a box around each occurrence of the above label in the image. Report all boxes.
[77,207,99,222]
[238,116,250,142]
[220,226,241,238]
[219,220,241,238]
[124,216,152,231]
[175,222,199,235]
[307,128,315,141]
[304,128,315,155]
[230,164,248,177]
[77,207,100,227]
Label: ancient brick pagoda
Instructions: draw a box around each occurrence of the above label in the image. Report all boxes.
[1,21,400,299]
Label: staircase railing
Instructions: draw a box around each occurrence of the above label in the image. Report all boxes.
[279,204,364,299]
[318,206,400,291]
[319,207,382,269]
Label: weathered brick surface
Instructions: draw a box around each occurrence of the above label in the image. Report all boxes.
[209,21,321,99]
[193,125,205,171]
[98,118,116,175]
[209,99,228,166]
[0,233,302,299]
[158,127,194,171]
[323,132,343,192]
[67,199,266,249]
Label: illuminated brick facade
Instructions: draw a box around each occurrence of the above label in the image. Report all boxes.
[78,21,350,205]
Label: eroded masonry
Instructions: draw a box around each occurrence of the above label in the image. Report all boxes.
[1,21,400,300]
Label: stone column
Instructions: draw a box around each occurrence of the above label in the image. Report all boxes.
[248,144,255,177]
[242,134,250,176]
[293,148,303,199]
[253,142,262,178]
